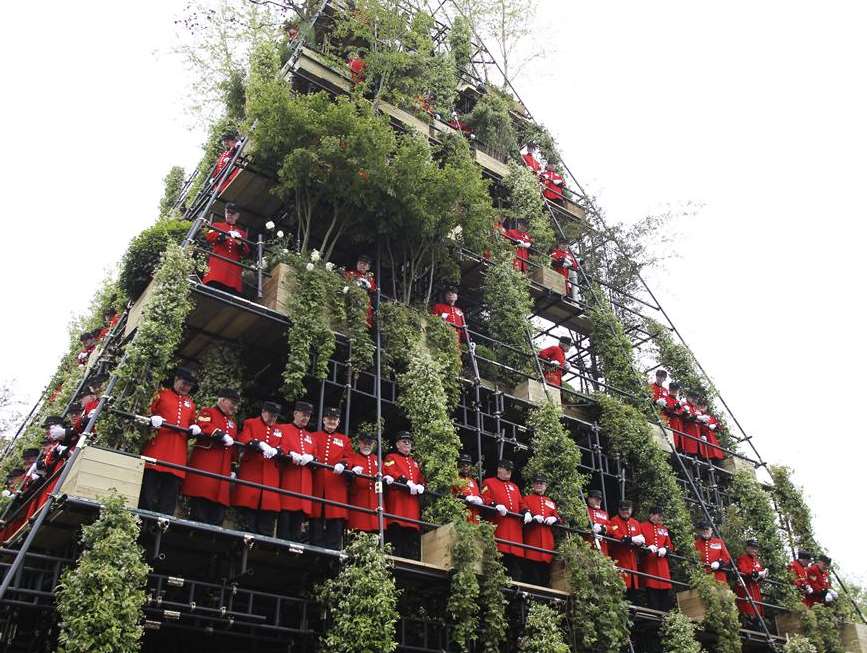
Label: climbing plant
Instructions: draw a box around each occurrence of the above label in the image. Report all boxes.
[118,220,191,300]
[55,492,150,653]
[660,610,705,653]
[516,120,561,166]
[518,601,570,653]
[784,635,818,653]
[449,15,473,76]
[158,165,186,219]
[769,465,822,556]
[801,605,845,653]
[448,519,482,652]
[502,161,555,262]
[195,343,246,407]
[478,521,510,653]
[316,531,400,653]
[465,88,519,160]
[691,570,742,653]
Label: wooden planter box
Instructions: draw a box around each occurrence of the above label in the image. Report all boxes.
[378,101,430,137]
[549,558,571,593]
[648,422,674,453]
[676,586,735,622]
[474,148,510,177]
[529,266,567,296]
[294,47,352,93]
[261,263,298,316]
[775,612,803,637]
[721,455,757,479]
[420,523,482,573]
[512,379,561,407]
[841,622,867,653]
[60,446,144,508]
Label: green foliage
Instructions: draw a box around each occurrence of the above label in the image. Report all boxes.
[158,165,186,219]
[55,493,150,653]
[316,531,400,653]
[784,635,818,653]
[691,570,742,653]
[481,253,533,385]
[103,244,196,450]
[184,114,241,205]
[465,88,519,160]
[558,535,630,653]
[195,343,246,407]
[660,610,704,653]
[769,465,822,556]
[518,601,570,653]
[516,120,561,166]
[448,520,482,652]
[118,220,190,300]
[524,402,588,526]
[502,161,555,263]
[478,521,510,653]
[449,15,473,75]
[801,605,845,653]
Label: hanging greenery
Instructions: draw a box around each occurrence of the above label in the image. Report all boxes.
[55,492,150,653]
[195,343,246,407]
[558,534,630,653]
[515,121,562,166]
[316,531,400,653]
[502,161,555,263]
[769,465,822,556]
[784,635,818,653]
[523,402,588,526]
[118,219,191,300]
[518,601,570,653]
[660,610,705,653]
[465,88,519,160]
[481,252,534,386]
[158,165,186,219]
[448,519,482,652]
[691,570,742,653]
[449,15,473,77]
[478,521,510,653]
[801,605,845,653]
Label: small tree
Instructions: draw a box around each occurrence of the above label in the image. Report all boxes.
[158,165,186,219]
[518,602,569,653]
[660,610,704,653]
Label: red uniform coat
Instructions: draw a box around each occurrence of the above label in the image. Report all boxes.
[432,303,466,341]
[481,477,525,557]
[608,515,643,589]
[679,401,702,455]
[345,269,377,326]
[141,388,197,479]
[735,553,765,618]
[232,418,284,512]
[651,383,669,405]
[702,415,725,460]
[347,451,380,532]
[452,476,482,524]
[587,505,611,555]
[805,563,831,607]
[538,345,566,387]
[383,452,425,530]
[789,560,811,603]
[202,223,250,292]
[181,406,237,506]
[311,430,353,519]
[640,521,674,589]
[212,146,241,193]
[695,536,731,583]
[503,228,532,272]
[348,57,366,83]
[550,246,580,293]
[542,169,565,201]
[663,394,687,449]
[279,423,316,515]
[522,152,542,173]
[523,494,559,563]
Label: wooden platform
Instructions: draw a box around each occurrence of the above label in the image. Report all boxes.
[214,167,284,226]
[529,287,593,336]
[292,46,352,94]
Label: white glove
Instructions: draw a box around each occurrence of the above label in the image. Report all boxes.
[415,484,425,495]
[701,435,708,441]
[258,441,270,453]
[1,490,12,498]
[658,547,667,558]
[496,504,507,516]
[544,516,557,526]
[711,561,721,570]
[647,544,659,554]
[759,569,769,579]
[300,453,314,465]
[87,409,97,419]
[189,425,202,436]
[55,445,68,456]
[357,277,371,289]
[289,451,302,464]
[631,534,646,545]
[533,514,544,523]
[709,423,717,430]
[523,511,532,524]
[150,415,165,428]
[333,463,345,475]
[263,446,278,460]
[805,586,813,594]
[221,434,234,447]
[408,481,419,495]
[825,593,835,603]
[383,475,395,485]
[828,590,838,600]
[520,240,531,248]
[592,523,603,534]
[466,495,483,505]
[440,313,449,319]
[656,398,667,407]
[230,472,237,480]
[49,424,66,440]
[228,230,241,239]
[698,415,710,423]
[352,465,363,474]
[563,361,572,371]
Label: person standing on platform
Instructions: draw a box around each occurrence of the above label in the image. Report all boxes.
[383,432,426,559]
[541,162,566,203]
[522,474,560,586]
[432,285,467,341]
[696,399,725,462]
[806,555,837,606]
[481,459,526,580]
[789,550,814,604]
[140,368,200,516]
[347,432,380,534]
[233,401,283,536]
[181,387,240,526]
[521,143,542,174]
[503,218,533,273]
[549,238,581,300]
[650,370,669,407]
[344,254,377,327]
[347,51,366,84]
[277,400,316,542]
[538,336,572,388]
[679,391,703,457]
[694,520,732,582]
[735,539,769,627]
[211,131,241,193]
[202,203,250,296]
[663,382,688,451]
[452,452,483,524]
[608,499,645,601]
[586,489,611,555]
[310,407,353,549]
[640,506,674,612]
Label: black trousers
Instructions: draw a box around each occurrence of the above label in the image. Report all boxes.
[140,470,182,515]
[646,588,673,612]
[386,524,420,559]
[502,554,523,581]
[311,518,345,549]
[188,497,226,526]
[626,588,643,606]
[277,511,307,542]
[522,560,550,587]
[205,281,243,297]
[238,508,277,536]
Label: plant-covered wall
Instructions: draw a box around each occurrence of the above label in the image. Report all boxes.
[118,220,191,301]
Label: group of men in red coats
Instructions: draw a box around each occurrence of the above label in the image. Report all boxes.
[521,143,567,204]
[789,550,837,607]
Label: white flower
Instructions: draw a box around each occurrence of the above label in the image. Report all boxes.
[282,248,289,255]
[260,257,268,268]
[306,262,315,271]
[265,221,275,230]
[342,286,349,294]
[310,249,321,262]
[325,262,334,271]
[276,230,284,238]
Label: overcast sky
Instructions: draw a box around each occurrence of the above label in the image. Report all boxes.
[0,1,863,581]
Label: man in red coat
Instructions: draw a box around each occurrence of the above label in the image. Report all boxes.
[347,52,366,84]
[481,459,527,580]
[276,400,317,542]
[522,474,560,586]
[181,387,240,526]
[678,392,703,456]
[310,406,353,549]
[549,238,581,299]
[586,489,611,555]
[694,520,732,583]
[233,400,283,535]
[541,162,566,203]
[211,131,241,193]
[650,369,669,406]
[696,399,725,462]
[432,285,467,342]
[735,538,769,626]
[452,453,483,524]
[347,432,380,533]
[202,203,250,295]
[503,218,533,273]
[538,336,572,388]
[140,368,200,515]
[521,143,542,173]
[806,555,837,606]
[789,550,814,605]
[344,254,377,327]
[608,499,644,600]
[383,432,426,559]
[640,506,674,612]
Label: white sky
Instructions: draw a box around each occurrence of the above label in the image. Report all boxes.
[0,1,863,582]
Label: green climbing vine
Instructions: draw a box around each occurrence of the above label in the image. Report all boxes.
[801,604,845,653]
[195,343,246,407]
[118,219,191,300]
[448,520,482,652]
[158,165,186,219]
[691,570,742,653]
[478,521,510,653]
[518,601,570,653]
[660,609,705,653]
[503,161,555,263]
[769,465,822,555]
[784,634,818,653]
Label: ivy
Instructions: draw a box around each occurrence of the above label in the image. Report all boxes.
[660,610,705,653]
[478,521,510,653]
[558,534,630,653]
[523,402,588,526]
[55,492,150,653]
[515,120,561,166]
[769,465,822,555]
[448,520,482,652]
[158,165,186,219]
[784,635,818,653]
[503,161,555,263]
[691,570,742,653]
[316,531,400,653]
[195,343,246,407]
[448,15,473,76]
[518,601,570,653]
[801,605,845,653]
[465,88,519,160]
[118,219,191,300]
